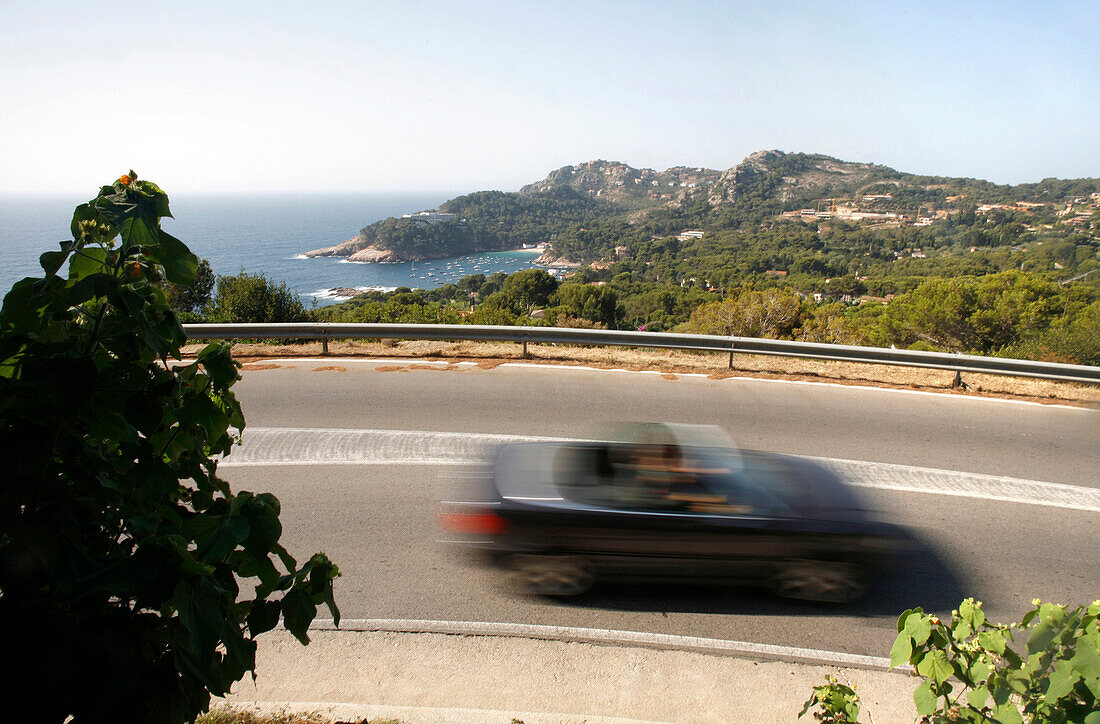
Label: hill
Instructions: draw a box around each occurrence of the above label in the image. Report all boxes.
[303,151,1099,265]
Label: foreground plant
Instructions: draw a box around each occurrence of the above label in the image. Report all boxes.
[801,599,1100,723]
[891,599,1099,723]
[799,675,862,722]
[0,173,339,723]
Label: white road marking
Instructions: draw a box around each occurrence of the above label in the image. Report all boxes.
[248,357,1097,411]
[308,618,899,672]
[219,428,1100,513]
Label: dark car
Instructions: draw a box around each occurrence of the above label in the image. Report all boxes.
[439,424,908,603]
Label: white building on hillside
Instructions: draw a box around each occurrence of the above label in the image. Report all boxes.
[402,211,458,224]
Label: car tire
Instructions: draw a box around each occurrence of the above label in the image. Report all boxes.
[769,560,867,604]
[507,555,595,596]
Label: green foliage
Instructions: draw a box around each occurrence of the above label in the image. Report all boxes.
[353,187,606,259]
[501,268,559,313]
[681,288,805,339]
[877,271,1097,358]
[0,174,339,724]
[802,598,1100,724]
[548,282,621,328]
[161,256,215,320]
[310,154,1100,364]
[890,599,1100,724]
[799,676,862,723]
[212,270,307,323]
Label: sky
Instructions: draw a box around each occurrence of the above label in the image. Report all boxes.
[1,0,1097,194]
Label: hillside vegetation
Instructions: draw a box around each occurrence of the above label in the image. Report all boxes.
[288,152,1100,365]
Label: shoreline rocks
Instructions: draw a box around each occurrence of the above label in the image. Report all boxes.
[347,247,405,263]
[303,235,367,258]
[534,252,581,267]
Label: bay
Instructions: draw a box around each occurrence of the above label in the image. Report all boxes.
[0,193,550,307]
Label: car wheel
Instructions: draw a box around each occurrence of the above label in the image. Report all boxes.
[507,555,595,596]
[769,560,866,603]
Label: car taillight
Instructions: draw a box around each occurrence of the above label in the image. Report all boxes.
[437,509,508,535]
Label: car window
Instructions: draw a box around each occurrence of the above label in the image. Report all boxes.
[734,452,809,510]
[553,444,788,516]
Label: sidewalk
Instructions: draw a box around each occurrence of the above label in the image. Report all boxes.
[218,629,920,723]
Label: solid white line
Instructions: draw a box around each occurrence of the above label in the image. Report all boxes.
[306,618,899,672]
[243,357,1095,410]
[219,427,1100,513]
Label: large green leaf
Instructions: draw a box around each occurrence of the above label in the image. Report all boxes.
[246,599,281,637]
[116,214,160,251]
[68,246,109,280]
[905,611,933,645]
[150,229,197,286]
[1028,618,1060,655]
[990,701,1023,724]
[889,632,913,668]
[978,629,1009,655]
[40,248,69,276]
[917,649,954,684]
[280,588,317,645]
[1044,660,1077,702]
[965,687,990,708]
[913,680,937,716]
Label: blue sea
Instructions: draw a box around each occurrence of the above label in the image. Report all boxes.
[0,193,551,307]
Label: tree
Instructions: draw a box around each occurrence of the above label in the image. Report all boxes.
[161,256,215,320]
[500,268,558,313]
[211,270,307,322]
[798,303,866,345]
[878,271,1072,354]
[0,174,339,723]
[682,288,804,338]
[550,282,620,327]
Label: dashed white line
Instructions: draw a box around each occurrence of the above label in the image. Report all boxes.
[219,427,1100,513]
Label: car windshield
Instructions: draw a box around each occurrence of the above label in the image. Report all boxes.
[552,443,793,516]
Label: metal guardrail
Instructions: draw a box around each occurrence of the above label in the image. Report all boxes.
[182,323,1100,385]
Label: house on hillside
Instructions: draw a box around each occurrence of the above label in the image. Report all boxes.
[402,211,457,225]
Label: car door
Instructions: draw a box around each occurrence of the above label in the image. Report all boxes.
[549,446,800,580]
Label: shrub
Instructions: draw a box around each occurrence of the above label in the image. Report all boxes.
[212,270,307,323]
[800,599,1100,724]
[0,173,339,723]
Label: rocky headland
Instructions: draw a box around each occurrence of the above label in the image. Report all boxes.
[304,237,411,263]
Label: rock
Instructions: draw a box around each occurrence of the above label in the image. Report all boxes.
[733,149,784,185]
[346,246,403,263]
[534,252,580,267]
[327,287,367,298]
[304,234,373,258]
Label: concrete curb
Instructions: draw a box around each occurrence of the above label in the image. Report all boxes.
[308,618,906,673]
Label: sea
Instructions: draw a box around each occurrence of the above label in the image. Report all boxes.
[0,193,551,307]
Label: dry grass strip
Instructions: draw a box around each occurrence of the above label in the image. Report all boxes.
[189,339,1100,406]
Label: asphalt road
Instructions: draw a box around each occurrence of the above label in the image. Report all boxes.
[221,359,1100,659]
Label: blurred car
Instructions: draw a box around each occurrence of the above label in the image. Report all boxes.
[438,423,908,603]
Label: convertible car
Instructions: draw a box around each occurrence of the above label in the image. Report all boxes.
[438,424,908,603]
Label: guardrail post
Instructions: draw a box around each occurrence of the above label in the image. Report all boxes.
[729,342,735,370]
[522,340,528,358]
[321,328,328,356]
[951,370,968,390]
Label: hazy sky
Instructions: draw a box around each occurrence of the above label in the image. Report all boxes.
[1,1,1096,194]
